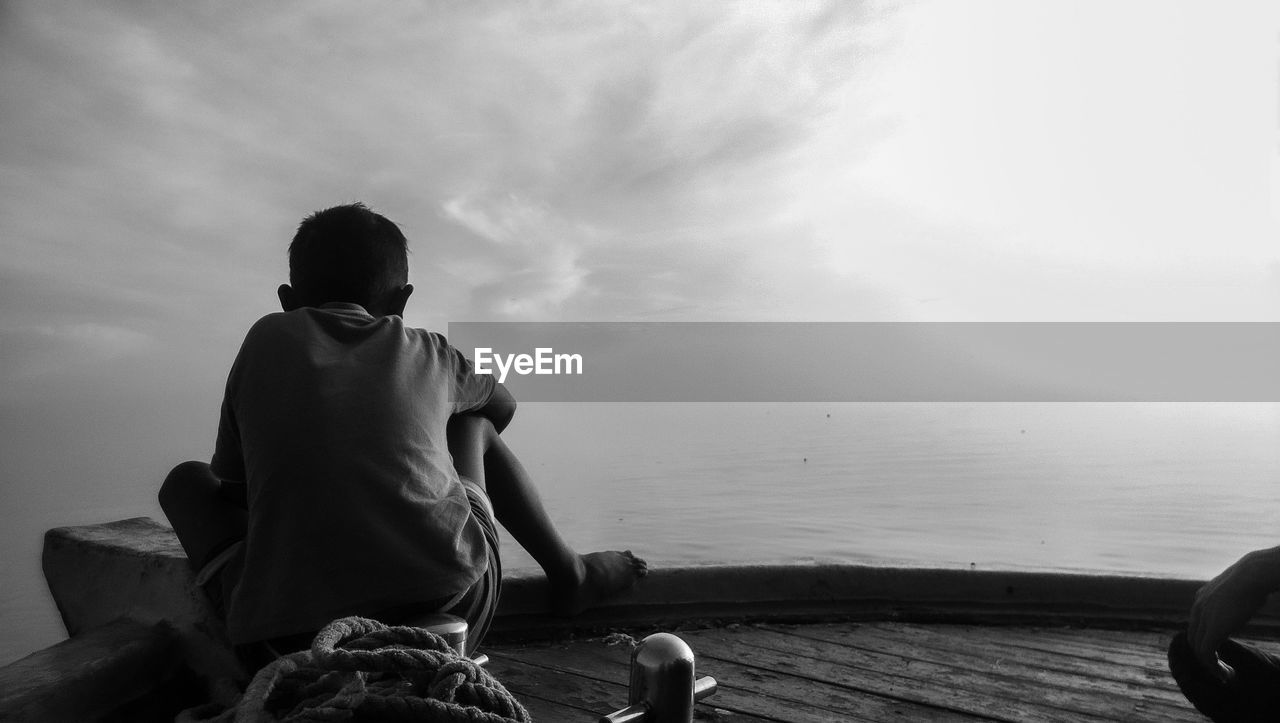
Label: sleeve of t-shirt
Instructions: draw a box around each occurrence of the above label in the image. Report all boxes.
[446,341,498,415]
[209,365,246,482]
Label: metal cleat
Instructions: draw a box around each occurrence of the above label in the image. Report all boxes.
[600,633,717,723]
[405,613,488,666]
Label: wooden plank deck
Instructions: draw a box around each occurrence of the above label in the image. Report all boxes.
[37,522,1280,721]
[483,622,1270,722]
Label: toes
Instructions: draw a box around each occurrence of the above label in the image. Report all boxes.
[618,550,649,577]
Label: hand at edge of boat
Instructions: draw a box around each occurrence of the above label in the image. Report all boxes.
[1187,545,1280,683]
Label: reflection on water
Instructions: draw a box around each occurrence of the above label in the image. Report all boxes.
[3,402,1277,665]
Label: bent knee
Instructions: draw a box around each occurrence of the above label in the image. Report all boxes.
[159,460,214,507]
[447,413,497,442]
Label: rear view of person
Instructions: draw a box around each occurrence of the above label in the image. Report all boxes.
[159,202,646,667]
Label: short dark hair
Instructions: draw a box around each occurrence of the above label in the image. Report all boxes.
[288,203,409,308]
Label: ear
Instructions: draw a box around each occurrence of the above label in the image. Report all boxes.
[278,284,302,311]
[386,284,413,317]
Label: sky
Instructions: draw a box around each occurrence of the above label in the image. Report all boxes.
[0,0,1277,659]
[4,0,1274,469]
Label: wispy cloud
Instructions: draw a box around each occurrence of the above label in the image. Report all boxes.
[1,1,891,332]
[439,193,593,317]
[0,322,155,384]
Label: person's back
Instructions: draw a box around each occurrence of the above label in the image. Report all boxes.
[216,303,494,644]
[160,202,646,668]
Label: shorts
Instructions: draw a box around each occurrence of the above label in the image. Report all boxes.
[196,477,502,665]
[437,476,503,651]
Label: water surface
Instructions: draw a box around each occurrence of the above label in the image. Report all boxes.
[3,402,1276,665]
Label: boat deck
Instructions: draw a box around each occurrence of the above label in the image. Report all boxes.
[31,521,1280,721]
[483,621,1257,722]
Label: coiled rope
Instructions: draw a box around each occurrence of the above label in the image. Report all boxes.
[184,616,532,722]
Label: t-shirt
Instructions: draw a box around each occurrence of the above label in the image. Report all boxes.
[211,302,497,645]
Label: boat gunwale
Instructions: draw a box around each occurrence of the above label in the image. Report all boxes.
[40,518,1280,640]
[491,562,1280,641]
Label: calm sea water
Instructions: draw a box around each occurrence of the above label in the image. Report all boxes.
[2,402,1277,665]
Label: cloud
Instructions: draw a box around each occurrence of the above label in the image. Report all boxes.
[412,2,892,319]
[34,322,151,358]
[437,193,592,317]
[0,0,894,337]
[0,322,155,383]
[5,0,1272,333]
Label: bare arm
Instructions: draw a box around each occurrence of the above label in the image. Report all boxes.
[1187,545,1280,679]
[471,382,517,434]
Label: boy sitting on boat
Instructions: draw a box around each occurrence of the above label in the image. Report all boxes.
[158,202,646,666]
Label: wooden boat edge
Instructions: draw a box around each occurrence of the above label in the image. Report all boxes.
[33,517,1280,644]
[7,517,1280,721]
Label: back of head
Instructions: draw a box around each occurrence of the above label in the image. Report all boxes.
[288,203,409,309]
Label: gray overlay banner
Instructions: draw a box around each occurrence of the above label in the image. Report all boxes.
[445,322,1280,402]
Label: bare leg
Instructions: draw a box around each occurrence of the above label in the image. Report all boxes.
[158,460,247,571]
[447,414,647,615]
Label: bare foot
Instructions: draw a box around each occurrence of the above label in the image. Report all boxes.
[550,550,648,616]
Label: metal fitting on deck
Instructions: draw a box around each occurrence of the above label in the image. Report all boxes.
[600,633,717,723]
[406,613,488,666]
